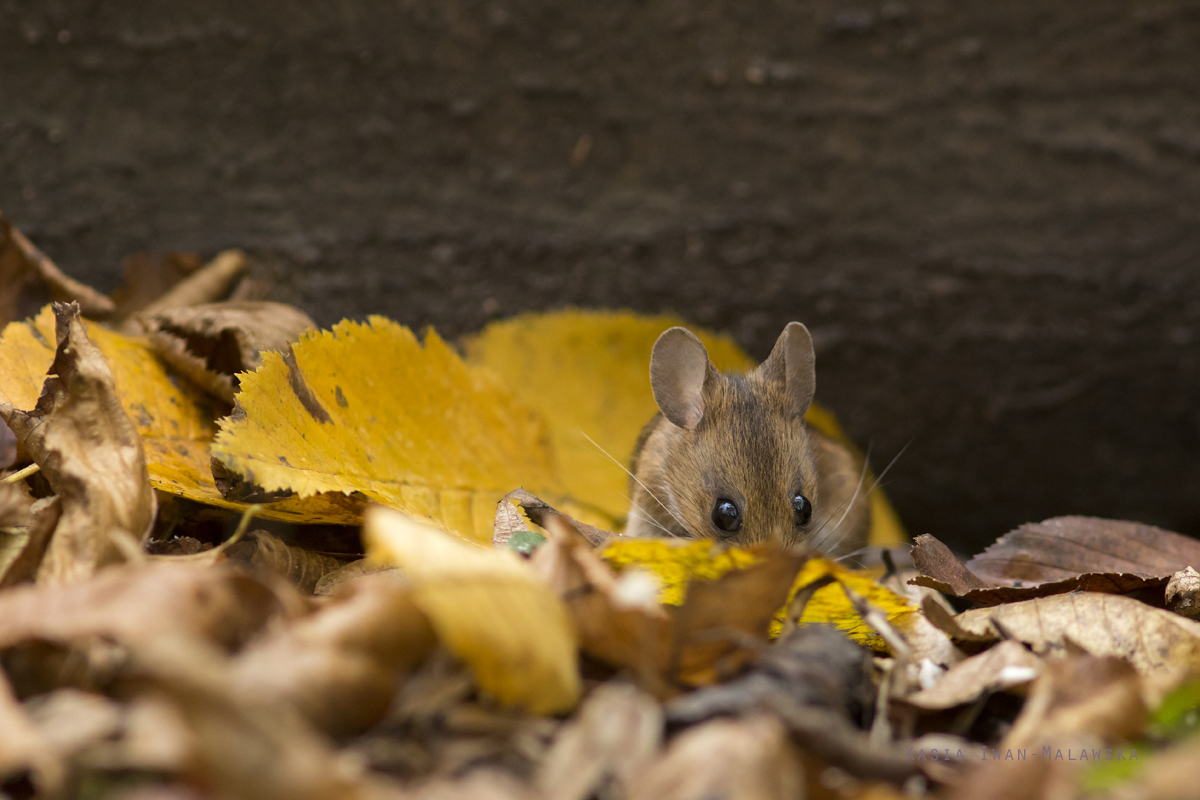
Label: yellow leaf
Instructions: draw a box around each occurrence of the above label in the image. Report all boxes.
[464,309,905,546]
[599,538,914,649]
[463,310,754,520]
[363,505,579,714]
[783,558,917,649]
[211,317,576,543]
[0,306,357,526]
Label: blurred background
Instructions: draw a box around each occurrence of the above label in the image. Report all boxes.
[3,1,1199,551]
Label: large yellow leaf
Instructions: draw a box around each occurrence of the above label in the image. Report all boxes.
[462,310,753,520]
[363,505,579,714]
[211,317,574,543]
[464,309,905,546]
[0,306,358,525]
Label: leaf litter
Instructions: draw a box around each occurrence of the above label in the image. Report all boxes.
[0,221,1198,799]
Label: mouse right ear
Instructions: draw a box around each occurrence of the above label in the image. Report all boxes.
[650,327,712,430]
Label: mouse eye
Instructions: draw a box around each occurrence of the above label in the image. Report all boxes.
[711,498,742,534]
[792,494,813,527]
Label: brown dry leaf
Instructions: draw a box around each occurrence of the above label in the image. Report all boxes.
[24,688,125,759]
[142,301,317,403]
[911,531,1171,605]
[950,655,1146,800]
[109,251,205,323]
[0,561,279,656]
[313,559,396,596]
[967,516,1200,585]
[627,715,804,800]
[0,496,61,588]
[952,592,1200,702]
[231,573,437,737]
[133,637,383,800]
[902,639,1041,711]
[0,213,115,323]
[537,681,663,800]
[224,530,346,593]
[534,515,805,691]
[131,249,250,326]
[411,770,540,800]
[363,505,581,714]
[1165,566,1200,619]
[0,302,155,583]
[0,670,63,796]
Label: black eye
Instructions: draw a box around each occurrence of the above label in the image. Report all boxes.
[711,498,742,534]
[792,494,813,526]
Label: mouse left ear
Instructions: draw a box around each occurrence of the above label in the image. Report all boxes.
[650,327,713,430]
[758,322,815,419]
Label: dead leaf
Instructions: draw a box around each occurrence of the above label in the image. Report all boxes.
[224,530,346,593]
[952,592,1200,702]
[131,637,381,800]
[902,639,1041,711]
[313,559,396,596]
[537,682,663,800]
[967,516,1200,586]
[1166,567,1200,620]
[0,669,63,795]
[231,573,437,737]
[24,688,125,758]
[0,302,155,583]
[627,715,803,800]
[363,506,580,714]
[142,301,317,403]
[132,249,250,325]
[0,496,61,588]
[212,317,584,543]
[0,561,279,657]
[110,251,205,323]
[0,304,366,526]
[410,770,540,800]
[0,214,114,322]
[911,531,1171,606]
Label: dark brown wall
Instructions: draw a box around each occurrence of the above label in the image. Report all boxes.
[4,0,1200,550]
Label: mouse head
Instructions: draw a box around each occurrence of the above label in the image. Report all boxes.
[643,322,821,548]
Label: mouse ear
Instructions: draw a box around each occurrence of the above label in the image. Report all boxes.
[758,322,815,419]
[650,327,712,430]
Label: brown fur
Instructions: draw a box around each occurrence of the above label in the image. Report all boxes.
[626,324,871,556]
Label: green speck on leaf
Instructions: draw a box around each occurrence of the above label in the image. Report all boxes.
[506,529,546,556]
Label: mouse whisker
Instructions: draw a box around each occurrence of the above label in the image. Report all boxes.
[624,496,681,538]
[580,429,691,534]
[812,439,912,556]
[808,443,873,554]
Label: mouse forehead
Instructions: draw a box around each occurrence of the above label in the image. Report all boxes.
[694,379,816,495]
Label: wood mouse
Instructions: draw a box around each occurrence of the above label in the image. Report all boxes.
[625,322,871,556]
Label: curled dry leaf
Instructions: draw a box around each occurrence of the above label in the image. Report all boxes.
[132,638,381,800]
[1165,566,1200,620]
[363,506,580,714]
[231,573,437,737]
[902,639,1041,711]
[537,682,663,800]
[627,715,803,800]
[0,304,364,525]
[212,317,588,543]
[0,496,61,588]
[0,670,63,796]
[224,530,346,593]
[143,301,317,403]
[0,302,155,583]
[110,251,205,323]
[911,531,1171,605]
[133,249,250,324]
[0,561,279,656]
[952,592,1200,702]
[0,213,114,323]
[950,655,1147,800]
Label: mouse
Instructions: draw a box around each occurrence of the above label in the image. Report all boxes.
[625,322,871,556]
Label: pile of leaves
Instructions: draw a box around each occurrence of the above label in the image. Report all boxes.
[2,215,1200,800]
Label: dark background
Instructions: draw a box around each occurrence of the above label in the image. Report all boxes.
[3,0,1200,551]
